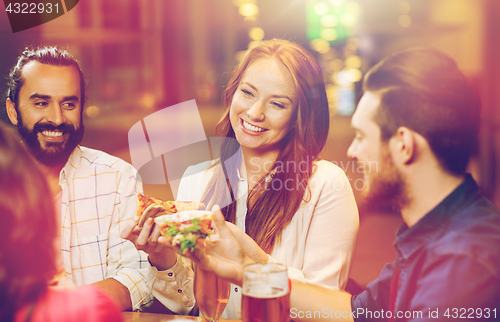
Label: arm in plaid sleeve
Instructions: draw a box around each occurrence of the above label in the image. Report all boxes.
[106,166,154,311]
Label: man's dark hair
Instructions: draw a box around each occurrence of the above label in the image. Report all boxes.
[7,46,86,110]
[364,47,481,176]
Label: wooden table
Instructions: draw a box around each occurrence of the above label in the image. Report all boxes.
[123,312,241,322]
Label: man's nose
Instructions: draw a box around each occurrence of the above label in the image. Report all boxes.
[347,142,357,159]
[46,105,65,125]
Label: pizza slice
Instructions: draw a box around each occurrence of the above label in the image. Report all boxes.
[136,193,205,227]
[154,211,214,255]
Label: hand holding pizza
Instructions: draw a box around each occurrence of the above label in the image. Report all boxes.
[120,193,205,270]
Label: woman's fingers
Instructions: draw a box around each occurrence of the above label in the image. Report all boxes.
[211,205,232,236]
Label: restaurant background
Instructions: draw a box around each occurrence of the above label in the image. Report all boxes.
[1,0,499,290]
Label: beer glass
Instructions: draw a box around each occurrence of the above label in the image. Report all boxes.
[194,264,231,322]
[242,263,290,322]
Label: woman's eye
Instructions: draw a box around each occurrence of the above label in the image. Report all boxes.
[241,89,253,96]
[272,102,285,108]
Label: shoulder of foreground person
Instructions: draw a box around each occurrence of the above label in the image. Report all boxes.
[16,285,124,322]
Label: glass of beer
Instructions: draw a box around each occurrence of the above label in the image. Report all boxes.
[242,263,290,322]
[194,264,231,322]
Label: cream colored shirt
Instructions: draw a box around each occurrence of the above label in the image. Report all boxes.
[58,146,153,311]
[154,159,359,319]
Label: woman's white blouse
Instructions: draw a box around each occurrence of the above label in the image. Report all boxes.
[154,160,359,319]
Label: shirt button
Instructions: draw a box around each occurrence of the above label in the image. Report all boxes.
[177,289,182,293]
[168,272,173,277]
[234,287,238,292]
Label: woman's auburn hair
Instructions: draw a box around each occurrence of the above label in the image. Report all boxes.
[201,39,330,253]
[0,123,57,320]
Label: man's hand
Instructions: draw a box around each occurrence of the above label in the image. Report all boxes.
[120,216,177,270]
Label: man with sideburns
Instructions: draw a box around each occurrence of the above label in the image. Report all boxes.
[3,46,156,311]
[188,48,500,321]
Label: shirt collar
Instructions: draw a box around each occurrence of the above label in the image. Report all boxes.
[59,146,82,183]
[394,174,479,259]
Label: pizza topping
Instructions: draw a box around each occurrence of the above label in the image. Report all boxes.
[135,193,205,227]
[155,211,214,255]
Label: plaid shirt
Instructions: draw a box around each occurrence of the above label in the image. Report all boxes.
[59,146,153,311]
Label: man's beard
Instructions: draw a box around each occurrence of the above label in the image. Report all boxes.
[17,116,84,169]
[362,147,410,210]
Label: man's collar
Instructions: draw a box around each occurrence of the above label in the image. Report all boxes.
[59,146,82,181]
[394,174,478,259]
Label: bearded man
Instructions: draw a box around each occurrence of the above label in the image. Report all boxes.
[4,46,154,311]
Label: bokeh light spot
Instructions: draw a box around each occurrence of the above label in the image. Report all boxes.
[239,3,259,17]
[314,2,329,15]
[345,55,361,69]
[85,106,101,118]
[321,15,338,27]
[321,28,338,41]
[310,39,331,53]
[399,14,412,27]
[398,1,410,14]
[249,27,265,41]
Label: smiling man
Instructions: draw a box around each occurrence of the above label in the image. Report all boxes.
[4,46,153,311]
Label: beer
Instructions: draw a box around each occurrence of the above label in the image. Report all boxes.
[242,263,290,322]
[242,288,290,322]
[194,264,230,322]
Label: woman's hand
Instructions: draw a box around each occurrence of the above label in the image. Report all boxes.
[174,206,254,286]
[224,221,269,264]
[120,216,177,270]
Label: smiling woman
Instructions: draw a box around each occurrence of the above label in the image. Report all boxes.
[135,39,360,320]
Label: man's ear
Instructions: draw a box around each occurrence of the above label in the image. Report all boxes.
[6,98,18,126]
[391,126,415,165]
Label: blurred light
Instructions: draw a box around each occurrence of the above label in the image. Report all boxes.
[345,55,361,69]
[398,1,410,14]
[141,93,156,109]
[335,70,353,86]
[314,2,329,15]
[249,27,265,41]
[331,0,345,6]
[321,28,338,41]
[310,39,330,53]
[321,49,336,61]
[340,13,356,27]
[399,14,412,27]
[321,15,338,27]
[346,1,361,15]
[327,59,344,72]
[232,0,256,6]
[347,37,359,48]
[239,3,259,17]
[205,70,217,83]
[345,43,357,55]
[85,105,101,118]
[348,68,363,82]
[325,84,337,106]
